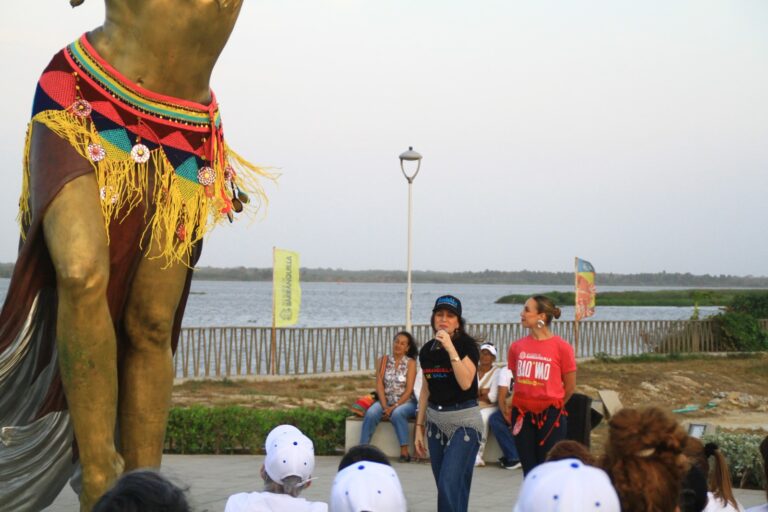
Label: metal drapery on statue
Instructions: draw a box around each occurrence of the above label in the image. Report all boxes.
[0,2,272,510]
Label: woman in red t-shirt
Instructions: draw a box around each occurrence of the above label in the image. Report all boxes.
[507,295,576,475]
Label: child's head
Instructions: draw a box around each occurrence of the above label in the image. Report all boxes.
[514,458,620,512]
[331,461,406,512]
[338,444,391,471]
[684,436,739,510]
[546,439,595,466]
[92,470,190,512]
[600,407,689,512]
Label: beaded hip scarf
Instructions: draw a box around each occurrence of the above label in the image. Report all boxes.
[19,34,273,264]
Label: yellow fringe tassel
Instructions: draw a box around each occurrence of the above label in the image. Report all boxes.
[17,124,34,235]
[17,109,276,267]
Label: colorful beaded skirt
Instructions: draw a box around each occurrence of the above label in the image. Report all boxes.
[20,33,273,264]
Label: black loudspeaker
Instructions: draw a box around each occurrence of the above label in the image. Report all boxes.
[565,393,602,448]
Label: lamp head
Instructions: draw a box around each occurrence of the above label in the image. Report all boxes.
[399,146,422,181]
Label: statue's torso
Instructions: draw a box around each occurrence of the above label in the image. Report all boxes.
[88,0,244,103]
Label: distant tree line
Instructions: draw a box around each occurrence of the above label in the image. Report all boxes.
[191,266,768,287]
[1,262,765,286]
[0,263,13,278]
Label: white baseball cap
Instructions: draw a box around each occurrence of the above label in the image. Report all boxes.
[264,424,302,452]
[264,425,315,485]
[513,458,620,512]
[480,343,497,357]
[330,461,406,512]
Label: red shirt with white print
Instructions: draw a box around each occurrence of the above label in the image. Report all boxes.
[507,335,576,414]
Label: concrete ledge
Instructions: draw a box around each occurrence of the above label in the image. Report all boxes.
[345,416,503,462]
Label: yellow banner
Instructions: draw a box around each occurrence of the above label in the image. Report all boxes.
[273,248,301,327]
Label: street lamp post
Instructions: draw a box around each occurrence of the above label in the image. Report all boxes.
[399,146,422,332]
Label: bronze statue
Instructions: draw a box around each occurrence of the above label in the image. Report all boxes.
[0,1,270,510]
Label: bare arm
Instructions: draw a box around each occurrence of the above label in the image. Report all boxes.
[396,359,417,406]
[563,371,576,404]
[414,378,430,458]
[497,386,510,422]
[376,356,387,408]
[449,352,476,391]
[436,332,476,390]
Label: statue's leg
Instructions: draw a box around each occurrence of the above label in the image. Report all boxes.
[43,173,124,511]
[119,241,189,470]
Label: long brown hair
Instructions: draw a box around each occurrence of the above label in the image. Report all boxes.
[600,407,689,512]
[685,438,739,509]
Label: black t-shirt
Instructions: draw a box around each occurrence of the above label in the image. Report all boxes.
[419,333,480,406]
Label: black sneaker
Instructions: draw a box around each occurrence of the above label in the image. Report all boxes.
[499,457,522,470]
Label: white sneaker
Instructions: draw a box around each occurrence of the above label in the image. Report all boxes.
[499,457,522,470]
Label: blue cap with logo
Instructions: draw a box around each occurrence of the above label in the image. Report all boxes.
[432,295,462,317]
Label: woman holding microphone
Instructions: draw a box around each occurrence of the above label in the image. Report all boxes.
[415,295,482,512]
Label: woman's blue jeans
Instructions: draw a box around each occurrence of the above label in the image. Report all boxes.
[359,399,416,447]
[426,402,481,512]
[488,409,520,463]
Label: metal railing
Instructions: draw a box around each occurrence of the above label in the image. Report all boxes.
[174,319,766,378]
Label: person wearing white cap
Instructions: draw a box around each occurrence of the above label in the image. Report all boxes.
[474,343,500,467]
[487,365,522,470]
[330,461,407,512]
[513,458,620,512]
[224,425,327,512]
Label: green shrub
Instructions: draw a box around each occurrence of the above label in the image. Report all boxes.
[711,311,768,351]
[729,292,768,319]
[165,406,347,455]
[702,432,765,489]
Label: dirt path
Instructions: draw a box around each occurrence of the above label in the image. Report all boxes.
[172,353,768,448]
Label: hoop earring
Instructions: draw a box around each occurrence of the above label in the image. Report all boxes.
[536,319,545,329]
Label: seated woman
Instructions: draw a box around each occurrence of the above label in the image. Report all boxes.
[488,365,522,469]
[359,331,418,462]
[475,343,500,467]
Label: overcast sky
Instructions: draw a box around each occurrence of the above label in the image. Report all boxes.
[0,1,766,275]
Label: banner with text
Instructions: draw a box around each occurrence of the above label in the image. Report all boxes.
[273,248,301,327]
[575,257,596,321]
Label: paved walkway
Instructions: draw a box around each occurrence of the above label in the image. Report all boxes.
[45,455,766,511]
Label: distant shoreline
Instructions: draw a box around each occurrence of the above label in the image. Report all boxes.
[1,262,766,287]
[496,289,767,306]
[193,267,768,287]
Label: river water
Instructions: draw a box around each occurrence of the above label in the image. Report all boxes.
[0,278,721,327]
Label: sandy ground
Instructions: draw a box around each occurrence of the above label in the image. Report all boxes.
[173,352,768,447]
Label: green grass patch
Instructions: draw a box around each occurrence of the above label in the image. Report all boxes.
[165,405,347,455]
[495,289,768,307]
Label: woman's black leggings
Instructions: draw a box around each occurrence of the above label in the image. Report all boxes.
[511,405,568,475]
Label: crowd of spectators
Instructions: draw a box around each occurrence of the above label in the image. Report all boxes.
[88,294,767,511]
[94,418,766,512]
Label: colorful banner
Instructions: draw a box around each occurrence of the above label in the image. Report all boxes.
[575,257,596,321]
[273,248,301,327]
